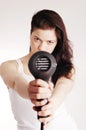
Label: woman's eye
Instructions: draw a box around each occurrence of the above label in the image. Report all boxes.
[48,41,54,45]
[34,37,40,41]
[47,40,57,45]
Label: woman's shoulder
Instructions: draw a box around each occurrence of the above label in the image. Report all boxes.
[0,59,18,88]
[0,59,18,72]
[0,53,29,75]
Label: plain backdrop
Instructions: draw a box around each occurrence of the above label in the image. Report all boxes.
[0,0,86,130]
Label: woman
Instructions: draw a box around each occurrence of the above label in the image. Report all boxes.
[0,9,78,130]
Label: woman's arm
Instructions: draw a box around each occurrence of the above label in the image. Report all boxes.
[0,60,52,100]
[49,76,74,109]
[43,69,75,110]
[0,61,17,88]
[37,70,75,125]
[0,60,29,98]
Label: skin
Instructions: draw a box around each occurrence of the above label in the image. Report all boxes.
[0,28,74,127]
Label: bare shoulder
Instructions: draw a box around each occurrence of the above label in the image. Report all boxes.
[55,68,75,87]
[0,60,18,74]
[1,60,17,69]
[0,60,18,88]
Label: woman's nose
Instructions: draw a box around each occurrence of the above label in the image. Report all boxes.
[38,42,46,51]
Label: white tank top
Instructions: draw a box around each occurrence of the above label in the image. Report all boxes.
[8,59,78,130]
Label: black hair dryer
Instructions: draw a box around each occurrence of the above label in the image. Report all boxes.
[28,51,57,130]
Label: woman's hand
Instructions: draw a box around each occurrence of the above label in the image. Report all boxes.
[37,98,57,127]
[28,79,54,106]
[28,79,55,126]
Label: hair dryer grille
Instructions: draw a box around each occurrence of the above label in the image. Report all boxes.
[28,51,57,81]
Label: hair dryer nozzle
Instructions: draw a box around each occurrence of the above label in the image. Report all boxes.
[28,51,57,81]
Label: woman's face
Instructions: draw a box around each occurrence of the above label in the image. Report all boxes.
[30,28,57,55]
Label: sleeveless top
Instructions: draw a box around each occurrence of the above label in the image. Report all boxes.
[8,59,78,130]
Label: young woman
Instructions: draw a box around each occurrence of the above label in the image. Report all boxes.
[0,9,78,130]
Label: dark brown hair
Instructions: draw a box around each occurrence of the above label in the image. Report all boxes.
[30,9,74,85]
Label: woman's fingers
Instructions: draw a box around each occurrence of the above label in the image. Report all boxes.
[29,85,52,96]
[48,81,54,91]
[32,99,48,106]
[28,79,53,101]
[29,92,51,100]
[30,79,49,88]
[41,100,53,110]
[38,114,53,125]
[38,100,53,114]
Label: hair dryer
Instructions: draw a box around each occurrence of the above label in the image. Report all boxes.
[28,51,57,130]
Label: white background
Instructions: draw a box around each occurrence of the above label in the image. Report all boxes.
[0,0,86,130]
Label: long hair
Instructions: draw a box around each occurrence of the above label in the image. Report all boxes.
[30,9,74,85]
